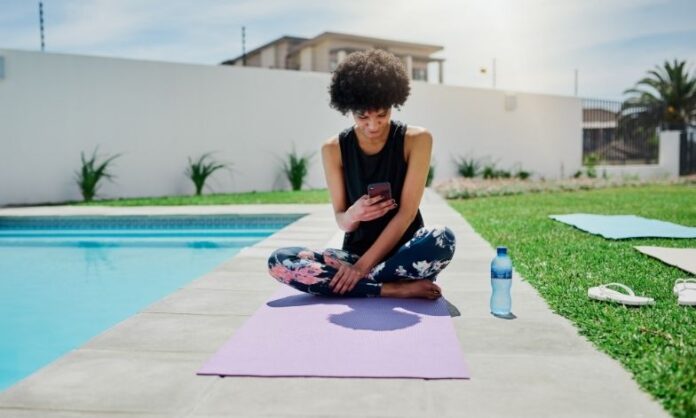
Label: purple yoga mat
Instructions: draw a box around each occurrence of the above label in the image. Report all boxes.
[197,285,470,379]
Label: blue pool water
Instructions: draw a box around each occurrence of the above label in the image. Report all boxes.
[0,214,300,391]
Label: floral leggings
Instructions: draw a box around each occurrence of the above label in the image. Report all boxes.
[267,226,456,297]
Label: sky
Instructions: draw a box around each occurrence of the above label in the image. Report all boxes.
[1,0,695,100]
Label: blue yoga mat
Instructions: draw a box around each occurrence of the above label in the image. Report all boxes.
[549,214,696,239]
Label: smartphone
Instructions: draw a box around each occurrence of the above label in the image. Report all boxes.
[367,182,392,202]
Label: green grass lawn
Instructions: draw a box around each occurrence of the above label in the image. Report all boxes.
[75,189,331,206]
[449,184,696,418]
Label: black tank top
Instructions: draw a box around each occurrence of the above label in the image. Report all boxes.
[338,119,425,260]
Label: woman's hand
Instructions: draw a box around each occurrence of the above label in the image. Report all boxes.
[347,195,398,223]
[329,262,367,295]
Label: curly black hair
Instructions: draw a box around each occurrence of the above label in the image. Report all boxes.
[328,49,411,116]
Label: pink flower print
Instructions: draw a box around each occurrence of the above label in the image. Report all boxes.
[292,261,325,285]
[297,250,316,260]
[269,264,294,284]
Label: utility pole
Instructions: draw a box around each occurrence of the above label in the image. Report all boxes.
[492,58,497,88]
[574,68,579,96]
[38,1,45,51]
[241,26,246,66]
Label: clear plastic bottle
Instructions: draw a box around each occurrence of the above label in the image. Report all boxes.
[490,246,512,317]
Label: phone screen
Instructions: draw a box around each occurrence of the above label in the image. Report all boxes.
[367,182,392,201]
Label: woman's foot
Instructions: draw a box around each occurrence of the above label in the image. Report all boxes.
[381,280,442,299]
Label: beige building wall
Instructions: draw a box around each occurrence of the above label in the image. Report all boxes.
[299,47,313,71]
[260,46,276,68]
[275,42,291,69]
[312,41,331,72]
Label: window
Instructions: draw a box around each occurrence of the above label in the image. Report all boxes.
[413,67,427,81]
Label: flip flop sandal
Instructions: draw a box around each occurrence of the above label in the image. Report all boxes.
[588,283,655,306]
[673,278,696,306]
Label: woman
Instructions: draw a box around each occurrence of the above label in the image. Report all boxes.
[267,49,456,299]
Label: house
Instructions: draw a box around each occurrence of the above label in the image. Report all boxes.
[220,31,445,83]
[582,103,659,164]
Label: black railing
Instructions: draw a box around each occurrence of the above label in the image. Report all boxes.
[582,98,659,165]
[680,129,696,175]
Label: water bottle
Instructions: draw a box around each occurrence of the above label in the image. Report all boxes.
[490,246,512,317]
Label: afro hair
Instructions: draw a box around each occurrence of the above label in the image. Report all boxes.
[328,49,411,116]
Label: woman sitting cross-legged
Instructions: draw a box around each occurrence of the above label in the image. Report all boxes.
[267,49,456,299]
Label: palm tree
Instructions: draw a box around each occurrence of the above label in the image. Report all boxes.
[622,59,696,131]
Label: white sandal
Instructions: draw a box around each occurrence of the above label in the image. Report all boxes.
[673,278,696,306]
[588,283,655,306]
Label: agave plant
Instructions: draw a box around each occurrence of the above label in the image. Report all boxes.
[454,154,481,178]
[75,147,121,202]
[621,59,696,131]
[283,146,315,191]
[185,152,230,196]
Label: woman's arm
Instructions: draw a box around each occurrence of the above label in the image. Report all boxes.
[353,128,433,274]
[321,137,360,232]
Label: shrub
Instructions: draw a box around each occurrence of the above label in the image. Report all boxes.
[283,145,315,191]
[481,160,499,179]
[516,170,531,180]
[455,155,481,178]
[185,152,230,196]
[75,147,121,202]
[583,153,599,178]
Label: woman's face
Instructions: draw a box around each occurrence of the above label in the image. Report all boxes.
[352,108,391,139]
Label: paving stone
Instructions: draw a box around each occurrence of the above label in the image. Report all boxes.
[83,312,247,354]
[0,350,212,415]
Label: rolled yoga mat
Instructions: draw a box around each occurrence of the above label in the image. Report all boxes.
[197,285,470,379]
[549,214,696,239]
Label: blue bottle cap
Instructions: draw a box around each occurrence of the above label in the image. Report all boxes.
[496,246,507,255]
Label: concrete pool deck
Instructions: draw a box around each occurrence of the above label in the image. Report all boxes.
[0,190,668,417]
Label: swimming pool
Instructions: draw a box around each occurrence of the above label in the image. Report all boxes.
[0,214,301,391]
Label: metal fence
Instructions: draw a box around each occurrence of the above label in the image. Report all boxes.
[680,129,696,175]
[582,98,659,165]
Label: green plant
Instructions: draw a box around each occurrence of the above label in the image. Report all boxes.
[482,160,498,179]
[516,170,531,180]
[283,145,315,191]
[185,152,230,196]
[426,163,435,187]
[583,153,599,178]
[75,147,121,202]
[455,155,481,178]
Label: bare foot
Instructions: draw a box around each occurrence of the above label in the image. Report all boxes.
[381,280,442,299]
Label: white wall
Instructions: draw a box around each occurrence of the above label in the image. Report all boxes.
[595,131,681,179]
[0,48,583,206]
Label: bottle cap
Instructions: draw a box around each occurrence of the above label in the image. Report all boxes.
[496,246,507,255]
